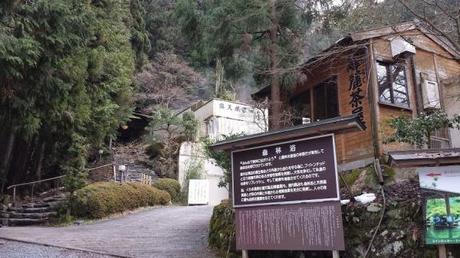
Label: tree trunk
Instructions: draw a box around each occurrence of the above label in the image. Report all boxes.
[35,141,46,181]
[269,0,281,130]
[0,126,17,192]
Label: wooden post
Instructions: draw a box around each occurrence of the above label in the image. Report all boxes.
[31,183,34,203]
[332,250,340,258]
[242,250,249,258]
[12,187,16,207]
[438,245,447,258]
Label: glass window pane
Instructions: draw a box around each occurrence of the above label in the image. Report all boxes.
[380,88,392,102]
[377,63,388,86]
[393,90,408,106]
[314,77,338,120]
[377,61,409,106]
[377,62,391,103]
[393,83,407,93]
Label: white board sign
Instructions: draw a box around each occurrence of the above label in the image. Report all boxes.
[188,179,209,205]
[418,166,460,194]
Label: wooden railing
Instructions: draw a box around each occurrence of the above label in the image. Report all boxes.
[6,163,114,207]
[7,175,65,207]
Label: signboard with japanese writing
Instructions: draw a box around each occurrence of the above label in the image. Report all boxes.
[418,166,460,245]
[188,179,209,205]
[347,53,367,130]
[231,134,340,208]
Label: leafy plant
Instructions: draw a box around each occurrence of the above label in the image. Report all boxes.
[180,155,204,203]
[147,107,199,178]
[386,110,460,148]
[203,133,244,188]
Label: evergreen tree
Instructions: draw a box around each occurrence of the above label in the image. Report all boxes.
[0,0,139,193]
[176,0,328,129]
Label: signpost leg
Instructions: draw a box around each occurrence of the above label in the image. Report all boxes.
[332,250,340,258]
[242,250,249,258]
[438,245,447,258]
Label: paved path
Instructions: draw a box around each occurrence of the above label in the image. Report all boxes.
[0,239,111,258]
[0,206,217,258]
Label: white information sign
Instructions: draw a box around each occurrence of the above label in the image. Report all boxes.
[188,179,209,205]
[418,165,460,194]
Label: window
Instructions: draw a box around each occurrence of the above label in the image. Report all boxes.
[288,76,339,125]
[289,91,311,125]
[314,77,339,120]
[377,61,409,107]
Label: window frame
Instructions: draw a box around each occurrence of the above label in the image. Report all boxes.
[288,76,340,125]
[376,60,410,108]
[313,76,339,121]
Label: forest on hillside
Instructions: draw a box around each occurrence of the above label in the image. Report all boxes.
[1,0,459,194]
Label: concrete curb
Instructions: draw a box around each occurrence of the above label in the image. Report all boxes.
[0,236,131,258]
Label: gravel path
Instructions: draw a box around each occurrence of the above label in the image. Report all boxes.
[0,205,217,258]
[0,239,111,258]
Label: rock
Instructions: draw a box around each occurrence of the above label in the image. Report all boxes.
[382,241,404,256]
[393,241,403,254]
[352,217,360,223]
[355,193,376,204]
[387,209,402,219]
[341,199,350,205]
[74,220,83,225]
[350,169,368,193]
[367,203,382,213]
[396,230,405,240]
[380,230,388,237]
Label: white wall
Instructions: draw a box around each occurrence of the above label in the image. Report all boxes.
[176,99,268,206]
[177,142,229,206]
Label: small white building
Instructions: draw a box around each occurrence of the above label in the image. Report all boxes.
[177,99,268,206]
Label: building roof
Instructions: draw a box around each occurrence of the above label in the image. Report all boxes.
[388,148,460,167]
[252,21,460,99]
[210,114,365,152]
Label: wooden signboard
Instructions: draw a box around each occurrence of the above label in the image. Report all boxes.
[231,134,344,251]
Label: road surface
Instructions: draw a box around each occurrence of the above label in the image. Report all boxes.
[0,205,217,258]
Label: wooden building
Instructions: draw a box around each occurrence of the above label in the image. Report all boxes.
[253,21,460,171]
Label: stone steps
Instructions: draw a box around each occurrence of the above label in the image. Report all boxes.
[7,206,51,213]
[3,218,48,226]
[1,193,65,227]
[2,211,57,219]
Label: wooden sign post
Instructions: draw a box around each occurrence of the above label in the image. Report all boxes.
[232,134,345,254]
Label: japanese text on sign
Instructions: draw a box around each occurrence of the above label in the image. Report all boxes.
[232,134,339,207]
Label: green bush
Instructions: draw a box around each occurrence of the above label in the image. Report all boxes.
[209,200,237,257]
[153,178,181,202]
[71,182,171,219]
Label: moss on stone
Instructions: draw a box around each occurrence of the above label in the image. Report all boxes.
[382,165,396,183]
[340,169,362,188]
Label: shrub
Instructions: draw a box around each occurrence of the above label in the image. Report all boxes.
[209,200,237,257]
[153,178,181,202]
[71,182,170,219]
